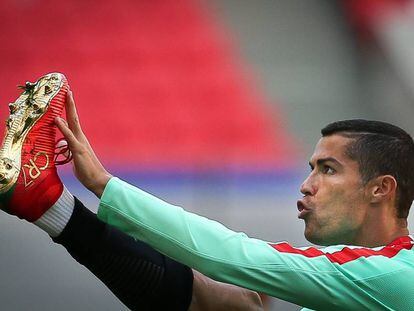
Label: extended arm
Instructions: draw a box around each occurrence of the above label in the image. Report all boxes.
[96,177,380,310]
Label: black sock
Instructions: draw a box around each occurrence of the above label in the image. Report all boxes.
[53,197,193,311]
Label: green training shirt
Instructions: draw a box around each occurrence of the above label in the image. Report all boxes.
[97,177,414,310]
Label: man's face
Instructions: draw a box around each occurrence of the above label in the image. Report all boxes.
[298,134,370,246]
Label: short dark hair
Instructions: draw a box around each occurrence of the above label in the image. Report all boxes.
[321,119,414,218]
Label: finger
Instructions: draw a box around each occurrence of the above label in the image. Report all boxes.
[57,115,69,127]
[55,116,80,150]
[65,91,83,136]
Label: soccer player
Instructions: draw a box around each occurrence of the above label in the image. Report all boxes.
[56,92,414,310]
[0,73,263,311]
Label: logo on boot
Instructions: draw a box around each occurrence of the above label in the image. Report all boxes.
[22,152,49,187]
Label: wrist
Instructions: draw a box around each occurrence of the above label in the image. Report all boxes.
[92,172,112,198]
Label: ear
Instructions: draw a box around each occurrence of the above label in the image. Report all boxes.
[368,175,397,204]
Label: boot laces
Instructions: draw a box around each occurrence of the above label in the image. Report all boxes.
[54,138,72,165]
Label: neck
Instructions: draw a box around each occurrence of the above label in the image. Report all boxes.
[353,205,409,247]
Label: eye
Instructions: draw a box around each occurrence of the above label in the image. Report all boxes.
[322,165,335,175]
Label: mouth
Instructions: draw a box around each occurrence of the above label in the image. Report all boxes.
[297,200,311,219]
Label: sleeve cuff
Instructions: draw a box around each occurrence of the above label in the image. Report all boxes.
[97,176,120,222]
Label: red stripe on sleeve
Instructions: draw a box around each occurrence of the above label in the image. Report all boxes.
[269,236,413,265]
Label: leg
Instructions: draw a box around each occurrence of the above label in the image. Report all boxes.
[53,197,193,311]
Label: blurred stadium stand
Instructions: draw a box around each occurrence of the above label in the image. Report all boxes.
[0,0,413,310]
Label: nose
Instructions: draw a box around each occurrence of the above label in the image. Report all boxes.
[300,173,317,196]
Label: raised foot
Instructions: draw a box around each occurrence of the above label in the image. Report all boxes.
[0,73,65,194]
